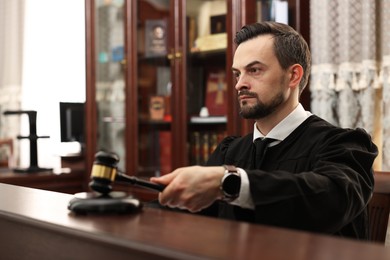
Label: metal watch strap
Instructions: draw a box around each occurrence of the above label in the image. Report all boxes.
[224,165,238,174]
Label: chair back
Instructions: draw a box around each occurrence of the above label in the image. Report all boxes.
[368,171,390,243]
[368,192,390,243]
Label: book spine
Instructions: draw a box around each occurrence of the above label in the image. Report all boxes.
[159,131,172,175]
[189,130,227,165]
[201,132,209,164]
[191,131,201,165]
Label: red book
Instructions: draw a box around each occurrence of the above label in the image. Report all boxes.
[205,70,227,116]
[159,131,172,175]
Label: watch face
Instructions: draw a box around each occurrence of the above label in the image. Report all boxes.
[223,174,241,196]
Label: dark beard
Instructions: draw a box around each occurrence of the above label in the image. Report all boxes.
[239,91,284,119]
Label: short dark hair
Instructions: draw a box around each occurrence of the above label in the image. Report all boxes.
[234,22,311,94]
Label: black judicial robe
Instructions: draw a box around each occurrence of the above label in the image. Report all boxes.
[205,115,378,240]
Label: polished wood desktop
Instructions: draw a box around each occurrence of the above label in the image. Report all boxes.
[0,184,389,260]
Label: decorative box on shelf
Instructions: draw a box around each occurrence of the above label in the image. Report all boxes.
[192,33,227,52]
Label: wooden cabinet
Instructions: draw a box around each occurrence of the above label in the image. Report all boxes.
[0,170,84,194]
[84,0,309,193]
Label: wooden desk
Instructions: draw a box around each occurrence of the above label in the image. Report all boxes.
[0,169,85,194]
[0,184,389,260]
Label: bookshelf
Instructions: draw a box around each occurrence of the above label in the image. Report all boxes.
[85,0,310,193]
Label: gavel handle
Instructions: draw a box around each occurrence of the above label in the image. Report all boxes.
[116,172,165,192]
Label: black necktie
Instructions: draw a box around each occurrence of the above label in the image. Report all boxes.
[253,138,275,168]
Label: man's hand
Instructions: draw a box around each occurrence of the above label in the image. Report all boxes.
[150,166,225,212]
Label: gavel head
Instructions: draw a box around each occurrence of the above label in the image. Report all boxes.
[89,151,119,195]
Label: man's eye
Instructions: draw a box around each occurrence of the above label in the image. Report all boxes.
[249,67,261,74]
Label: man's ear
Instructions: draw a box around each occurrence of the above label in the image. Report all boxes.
[289,64,303,89]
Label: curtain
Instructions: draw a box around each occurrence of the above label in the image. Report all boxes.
[310,0,390,170]
[0,0,25,164]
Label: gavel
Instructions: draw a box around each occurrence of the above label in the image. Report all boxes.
[89,151,165,195]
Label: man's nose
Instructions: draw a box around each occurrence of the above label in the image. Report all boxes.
[234,74,249,91]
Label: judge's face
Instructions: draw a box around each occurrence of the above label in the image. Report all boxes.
[232,35,289,119]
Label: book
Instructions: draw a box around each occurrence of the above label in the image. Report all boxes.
[201,132,209,163]
[159,131,172,175]
[149,96,165,121]
[189,130,226,165]
[145,19,168,58]
[205,70,227,116]
[209,133,219,155]
[191,131,201,165]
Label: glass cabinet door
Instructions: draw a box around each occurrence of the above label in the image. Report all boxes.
[94,0,126,170]
[136,0,172,177]
[186,0,228,166]
[135,0,230,176]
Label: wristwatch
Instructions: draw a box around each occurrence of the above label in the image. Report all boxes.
[220,165,241,202]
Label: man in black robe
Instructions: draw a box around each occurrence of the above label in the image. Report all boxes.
[150,21,378,240]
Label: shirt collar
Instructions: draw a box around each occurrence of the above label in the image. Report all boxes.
[253,103,311,142]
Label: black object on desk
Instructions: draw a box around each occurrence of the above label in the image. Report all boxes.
[68,191,143,214]
[3,110,52,173]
